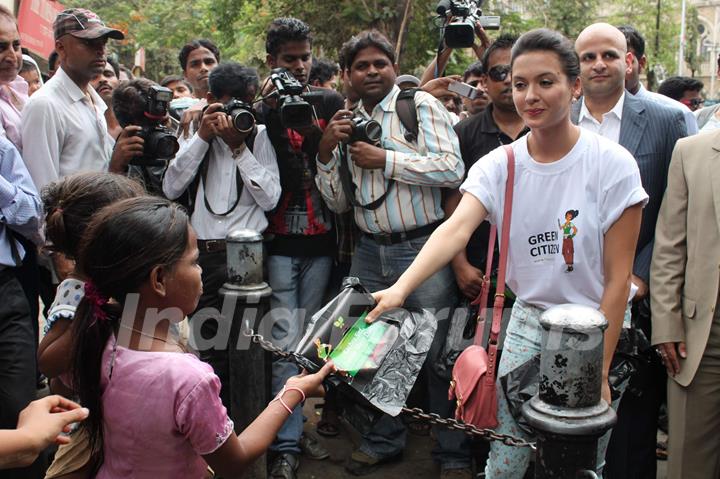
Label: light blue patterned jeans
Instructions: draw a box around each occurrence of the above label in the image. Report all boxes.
[485,300,630,478]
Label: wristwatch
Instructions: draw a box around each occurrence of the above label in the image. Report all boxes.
[231,144,246,158]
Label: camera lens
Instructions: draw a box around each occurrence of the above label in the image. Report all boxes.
[444,20,475,48]
[231,109,256,133]
[280,101,314,129]
[364,121,382,144]
[146,130,179,159]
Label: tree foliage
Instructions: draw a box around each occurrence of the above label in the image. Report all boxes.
[68,0,690,87]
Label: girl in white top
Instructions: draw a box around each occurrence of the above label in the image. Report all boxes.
[367,29,648,478]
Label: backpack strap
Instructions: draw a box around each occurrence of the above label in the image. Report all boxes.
[396,88,420,143]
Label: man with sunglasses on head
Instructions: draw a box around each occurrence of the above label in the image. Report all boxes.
[21,8,126,193]
[450,34,527,306]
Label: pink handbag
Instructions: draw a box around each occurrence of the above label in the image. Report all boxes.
[448,144,515,429]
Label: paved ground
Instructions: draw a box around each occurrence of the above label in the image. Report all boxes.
[297,399,669,479]
[298,399,439,479]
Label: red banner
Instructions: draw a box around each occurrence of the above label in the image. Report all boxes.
[18,0,66,59]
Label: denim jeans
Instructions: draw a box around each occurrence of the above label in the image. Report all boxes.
[350,235,471,470]
[485,300,630,478]
[267,255,333,455]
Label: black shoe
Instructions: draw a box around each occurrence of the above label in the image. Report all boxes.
[345,449,402,476]
[269,453,299,479]
[299,433,330,460]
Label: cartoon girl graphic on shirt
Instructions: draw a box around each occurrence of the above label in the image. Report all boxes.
[558,210,579,272]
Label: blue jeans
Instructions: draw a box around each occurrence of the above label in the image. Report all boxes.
[267,255,333,455]
[351,235,471,470]
[485,300,629,478]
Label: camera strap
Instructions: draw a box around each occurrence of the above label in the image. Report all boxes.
[198,131,257,217]
[338,143,395,211]
[337,89,420,211]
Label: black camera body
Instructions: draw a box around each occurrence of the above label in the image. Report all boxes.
[220,98,256,133]
[269,67,318,130]
[436,0,500,48]
[131,85,179,166]
[348,117,382,145]
[137,125,179,164]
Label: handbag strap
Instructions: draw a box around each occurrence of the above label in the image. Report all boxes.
[471,223,496,345]
[472,144,515,347]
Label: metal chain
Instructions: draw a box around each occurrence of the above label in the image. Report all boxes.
[400,407,536,450]
[244,330,536,450]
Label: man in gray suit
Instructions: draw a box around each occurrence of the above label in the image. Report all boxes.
[572,23,687,479]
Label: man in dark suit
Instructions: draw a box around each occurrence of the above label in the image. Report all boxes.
[571,23,687,479]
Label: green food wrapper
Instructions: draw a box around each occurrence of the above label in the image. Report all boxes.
[329,313,391,377]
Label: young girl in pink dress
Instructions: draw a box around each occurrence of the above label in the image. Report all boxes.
[70,196,333,478]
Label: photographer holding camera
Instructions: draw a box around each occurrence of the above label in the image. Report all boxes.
[316,30,468,478]
[162,61,280,409]
[255,17,345,479]
[110,79,179,196]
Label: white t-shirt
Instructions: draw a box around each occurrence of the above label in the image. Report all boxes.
[460,128,648,310]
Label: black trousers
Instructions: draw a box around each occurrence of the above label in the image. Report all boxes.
[604,298,665,479]
[0,269,47,478]
[191,250,231,408]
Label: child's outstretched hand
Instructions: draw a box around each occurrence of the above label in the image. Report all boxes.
[286,361,336,398]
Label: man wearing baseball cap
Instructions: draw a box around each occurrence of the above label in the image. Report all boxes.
[21,8,125,193]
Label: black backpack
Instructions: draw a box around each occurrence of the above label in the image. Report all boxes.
[338,88,420,210]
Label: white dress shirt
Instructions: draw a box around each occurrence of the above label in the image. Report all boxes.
[21,67,113,192]
[578,92,624,143]
[635,83,697,135]
[163,125,281,240]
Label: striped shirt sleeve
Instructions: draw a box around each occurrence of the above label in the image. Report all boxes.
[384,94,464,188]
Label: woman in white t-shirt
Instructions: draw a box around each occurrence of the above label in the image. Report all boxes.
[367,29,648,478]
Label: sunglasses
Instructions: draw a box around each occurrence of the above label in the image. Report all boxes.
[487,64,511,82]
[681,98,703,108]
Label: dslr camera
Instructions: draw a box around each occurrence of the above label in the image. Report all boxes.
[347,117,382,146]
[219,99,256,134]
[436,0,500,49]
[269,67,322,130]
[132,85,179,166]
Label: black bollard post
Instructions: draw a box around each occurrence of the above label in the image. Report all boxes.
[521,304,616,479]
[219,229,272,479]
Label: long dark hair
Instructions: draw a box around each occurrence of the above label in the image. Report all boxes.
[71,197,190,468]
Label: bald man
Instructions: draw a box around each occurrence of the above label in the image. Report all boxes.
[571,22,687,479]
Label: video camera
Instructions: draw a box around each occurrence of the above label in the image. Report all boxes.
[269,67,321,130]
[132,85,179,166]
[436,0,500,49]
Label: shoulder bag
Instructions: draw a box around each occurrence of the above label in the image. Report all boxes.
[448,144,515,428]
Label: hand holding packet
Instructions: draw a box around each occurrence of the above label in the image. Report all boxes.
[294,277,438,418]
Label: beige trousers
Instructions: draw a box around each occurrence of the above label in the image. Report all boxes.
[667,314,720,479]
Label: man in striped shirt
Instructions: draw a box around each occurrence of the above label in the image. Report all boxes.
[316,30,469,478]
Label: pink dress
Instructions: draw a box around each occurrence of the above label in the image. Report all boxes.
[96,338,234,478]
